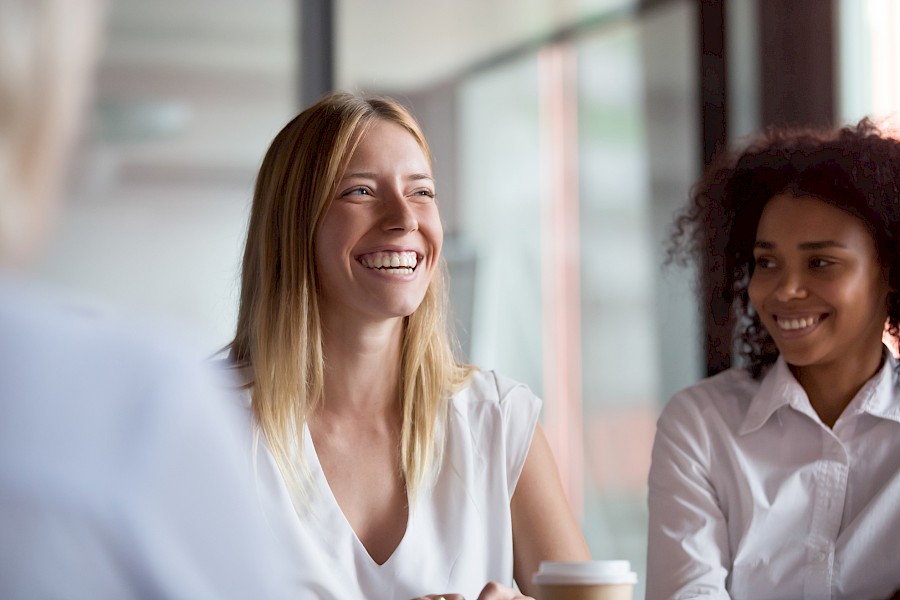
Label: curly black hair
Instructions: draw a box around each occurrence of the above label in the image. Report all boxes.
[670,118,900,378]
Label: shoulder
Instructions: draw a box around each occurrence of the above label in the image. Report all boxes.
[0,278,241,463]
[0,279,211,391]
[650,368,759,496]
[445,370,542,493]
[454,369,540,407]
[657,367,759,441]
[449,369,541,438]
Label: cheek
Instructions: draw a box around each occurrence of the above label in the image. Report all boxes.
[423,209,443,249]
[312,221,342,286]
[855,279,891,318]
[432,222,444,254]
[312,230,328,272]
[314,208,347,256]
[747,275,765,310]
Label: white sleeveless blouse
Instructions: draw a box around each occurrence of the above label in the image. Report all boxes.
[241,369,541,599]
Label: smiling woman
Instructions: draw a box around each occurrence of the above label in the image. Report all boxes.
[225,92,590,599]
[647,119,900,599]
[748,193,890,426]
[315,119,442,325]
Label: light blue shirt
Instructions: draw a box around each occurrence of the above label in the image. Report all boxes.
[0,277,292,599]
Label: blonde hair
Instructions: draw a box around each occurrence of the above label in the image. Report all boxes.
[229,92,474,507]
[0,0,101,265]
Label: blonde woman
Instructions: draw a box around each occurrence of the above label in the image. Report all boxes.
[228,92,590,599]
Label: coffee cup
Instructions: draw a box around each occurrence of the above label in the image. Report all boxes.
[532,560,637,600]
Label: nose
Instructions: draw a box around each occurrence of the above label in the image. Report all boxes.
[774,268,808,302]
[381,191,418,233]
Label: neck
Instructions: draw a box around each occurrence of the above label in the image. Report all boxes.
[790,345,885,428]
[319,312,405,420]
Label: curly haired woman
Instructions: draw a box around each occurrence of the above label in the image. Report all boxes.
[647,120,900,600]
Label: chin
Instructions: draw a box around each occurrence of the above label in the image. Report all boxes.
[778,349,827,370]
[395,304,423,319]
[388,295,429,318]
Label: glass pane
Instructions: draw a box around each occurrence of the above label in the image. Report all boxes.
[456,4,700,597]
[839,0,900,125]
[458,56,546,394]
[576,3,700,596]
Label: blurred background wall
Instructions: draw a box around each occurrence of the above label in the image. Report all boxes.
[40,0,900,596]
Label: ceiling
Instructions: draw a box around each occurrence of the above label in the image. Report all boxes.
[91,0,628,183]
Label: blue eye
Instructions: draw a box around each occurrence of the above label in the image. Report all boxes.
[346,187,370,196]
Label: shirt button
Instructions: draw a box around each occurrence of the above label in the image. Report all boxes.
[814,551,827,562]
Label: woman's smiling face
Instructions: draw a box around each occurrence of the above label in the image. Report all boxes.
[748,193,889,372]
[314,119,442,326]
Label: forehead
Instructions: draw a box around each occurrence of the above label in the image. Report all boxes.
[343,120,430,169]
[756,193,873,243]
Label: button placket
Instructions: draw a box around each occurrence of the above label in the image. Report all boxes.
[803,433,848,598]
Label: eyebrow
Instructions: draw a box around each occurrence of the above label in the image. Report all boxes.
[341,171,434,182]
[754,240,848,250]
[408,173,435,182]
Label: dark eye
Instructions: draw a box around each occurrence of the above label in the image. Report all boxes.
[754,256,775,269]
[809,257,833,268]
[412,189,435,199]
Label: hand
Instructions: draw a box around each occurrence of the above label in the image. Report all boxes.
[412,583,533,600]
[476,582,534,600]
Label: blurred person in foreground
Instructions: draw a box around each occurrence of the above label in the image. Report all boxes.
[647,120,900,599]
[224,91,591,599]
[0,1,290,597]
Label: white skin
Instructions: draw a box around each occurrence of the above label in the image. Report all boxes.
[748,193,891,427]
[311,120,589,599]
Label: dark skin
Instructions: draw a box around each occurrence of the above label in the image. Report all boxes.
[748,194,891,427]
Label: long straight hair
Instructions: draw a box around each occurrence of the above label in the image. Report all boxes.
[229,92,473,508]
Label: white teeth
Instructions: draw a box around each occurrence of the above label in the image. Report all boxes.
[359,251,418,271]
[777,316,819,331]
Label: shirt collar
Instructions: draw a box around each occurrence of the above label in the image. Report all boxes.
[738,349,900,435]
[739,357,805,436]
[851,351,900,423]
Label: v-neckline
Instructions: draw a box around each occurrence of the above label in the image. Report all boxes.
[302,424,411,567]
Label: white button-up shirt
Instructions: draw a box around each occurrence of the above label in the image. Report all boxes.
[647,351,900,600]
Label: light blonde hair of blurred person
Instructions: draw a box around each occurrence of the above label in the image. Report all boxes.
[0,0,102,266]
[228,92,475,506]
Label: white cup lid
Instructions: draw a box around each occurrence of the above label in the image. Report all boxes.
[532,560,638,585]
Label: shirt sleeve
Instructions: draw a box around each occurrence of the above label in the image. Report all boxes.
[646,392,732,600]
[494,372,542,499]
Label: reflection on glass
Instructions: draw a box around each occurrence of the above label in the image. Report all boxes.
[456,3,700,598]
